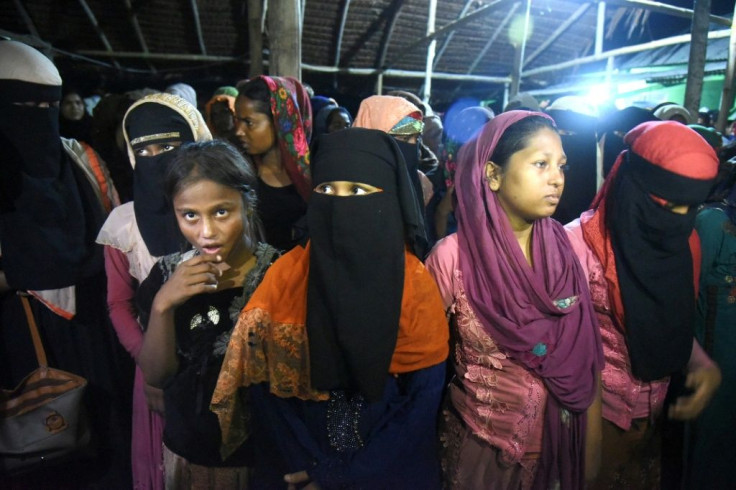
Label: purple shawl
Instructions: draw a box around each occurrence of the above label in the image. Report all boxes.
[455,110,603,489]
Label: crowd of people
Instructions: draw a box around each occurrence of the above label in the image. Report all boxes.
[1,38,735,489]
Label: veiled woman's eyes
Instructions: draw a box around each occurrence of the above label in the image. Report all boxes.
[314,181,383,196]
[315,183,335,195]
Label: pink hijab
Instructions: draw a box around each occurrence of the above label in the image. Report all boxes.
[353,95,422,132]
[455,110,603,490]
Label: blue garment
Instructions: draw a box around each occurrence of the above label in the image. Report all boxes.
[250,362,445,489]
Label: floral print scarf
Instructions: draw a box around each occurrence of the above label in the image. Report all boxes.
[259,75,312,201]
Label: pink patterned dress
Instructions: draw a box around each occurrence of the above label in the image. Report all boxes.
[426,234,546,489]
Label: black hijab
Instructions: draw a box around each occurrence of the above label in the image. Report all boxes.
[125,102,195,256]
[0,41,102,290]
[608,149,716,380]
[306,128,424,401]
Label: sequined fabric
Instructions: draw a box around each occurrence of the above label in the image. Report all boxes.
[326,391,365,452]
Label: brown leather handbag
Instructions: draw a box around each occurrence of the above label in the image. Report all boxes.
[0,295,91,475]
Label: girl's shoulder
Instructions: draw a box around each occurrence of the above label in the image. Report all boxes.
[244,242,281,289]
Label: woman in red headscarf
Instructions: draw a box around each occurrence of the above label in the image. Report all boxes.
[565,121,723,488]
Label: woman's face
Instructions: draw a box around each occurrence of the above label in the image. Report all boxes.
[326,110,351,133]
[60,93,85,121]
[173,178,247,264]
[486,127,566,230]
[234,96,276,156]
[210,101,235,136]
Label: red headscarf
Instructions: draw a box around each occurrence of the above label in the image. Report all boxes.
[581,121,718,380]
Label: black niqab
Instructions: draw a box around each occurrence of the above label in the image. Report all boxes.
[609,151,713,380]
[306,128,423,401]
[126,103,194,256]
[0,78,101,289]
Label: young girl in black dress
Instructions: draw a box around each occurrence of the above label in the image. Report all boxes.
[137,140,278,489]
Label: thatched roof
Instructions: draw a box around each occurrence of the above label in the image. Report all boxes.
[1,0,732,110]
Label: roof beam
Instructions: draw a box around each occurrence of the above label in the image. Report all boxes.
[77,0,120,69]
[12,0,40,39]
[467,3,519,74]
[122,0,156,73]
[302,62,511,83]
[375,0,404,69]
[333,0,350,67]
[523,3,591,67]
[72,50,511,84]
[422,0,438,102]
[522,28,731,78]
[432,0,474,68]
[382,0,515,72]
[601,0,731,26]
[190,0,207,55]
[339,0,399,67]
[77,50,239,61]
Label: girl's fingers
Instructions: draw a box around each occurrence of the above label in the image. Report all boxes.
[184,271,219,288]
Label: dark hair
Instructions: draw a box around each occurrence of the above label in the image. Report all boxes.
[490,115,557,169]
[235,77,271,117]
[166,140,263,246]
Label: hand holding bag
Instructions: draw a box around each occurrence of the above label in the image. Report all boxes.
[0,294,91,475]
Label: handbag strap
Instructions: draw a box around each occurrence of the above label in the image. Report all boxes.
[20,294,49,368]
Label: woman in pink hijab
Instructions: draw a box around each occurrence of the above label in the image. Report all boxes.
[354,95,435,223]
[426,111,603,489]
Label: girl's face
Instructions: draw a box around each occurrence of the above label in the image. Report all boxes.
[234,96,276,156]
[61,93,85,121]
[486,127,566,230]
[173,178,247,264]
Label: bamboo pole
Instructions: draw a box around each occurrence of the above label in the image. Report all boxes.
[267,0,301,79]
[423,0,438,104]
[684,0,711,120]
[77,0,120,69]
[248,0,264,77]
[715,6,736,133]
[190,0,207,55]
[523,29,730,77]
[510,0,532,96]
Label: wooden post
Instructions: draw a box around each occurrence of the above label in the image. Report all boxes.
[510,0,531,97]
[715,5,736,133]
[267,0,302,79]
[595,2,606,55]
[684,0,711,120]
[248,0,264,77]
[422,0,437,104]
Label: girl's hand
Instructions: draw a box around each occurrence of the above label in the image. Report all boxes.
[284,470,321,490]
[153,254,223,313]
[668,365,722,420]
[144,383,165,414]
